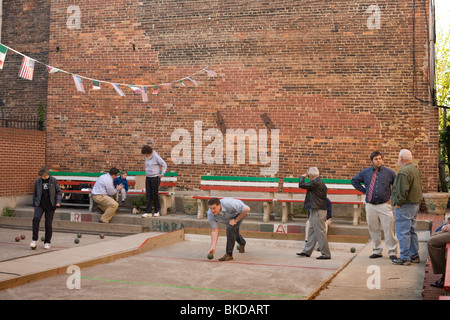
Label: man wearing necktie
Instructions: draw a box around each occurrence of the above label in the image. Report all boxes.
[352,151,398,260]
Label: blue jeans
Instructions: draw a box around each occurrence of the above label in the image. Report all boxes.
[394,203,419,261]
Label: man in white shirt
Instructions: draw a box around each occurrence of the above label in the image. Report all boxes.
[91,168,123,223]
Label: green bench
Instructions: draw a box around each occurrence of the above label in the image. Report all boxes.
[193,175,279,222]
[51,171,177,215]
[275,177,364,225]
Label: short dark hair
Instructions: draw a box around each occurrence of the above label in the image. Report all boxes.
[109,167,120,176]
[141,145,153,155]
[208,198,221,206]
[38,166,49,177]
[370,151,382,161]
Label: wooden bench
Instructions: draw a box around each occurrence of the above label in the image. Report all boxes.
[193,175,279,222]
[276,178,364,225]
[52,172,99,211]
[51,171,177,215]
[127,171,177,215]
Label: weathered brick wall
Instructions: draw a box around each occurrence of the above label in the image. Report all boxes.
[3,0,439,192]
[0,127,46,196]
[0,0,50,117]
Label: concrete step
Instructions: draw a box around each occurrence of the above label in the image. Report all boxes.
[2,205,433,243]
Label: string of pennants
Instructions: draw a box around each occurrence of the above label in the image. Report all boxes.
[0,43,217,102]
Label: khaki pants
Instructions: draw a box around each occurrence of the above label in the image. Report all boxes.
[366,202,398,256]
[427,231,450,275]
[92,194,118,223]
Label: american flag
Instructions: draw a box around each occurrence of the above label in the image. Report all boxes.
[72,74,85,93]
[142,86,148,102]
[18,56,35,80]
[112,83,125,97]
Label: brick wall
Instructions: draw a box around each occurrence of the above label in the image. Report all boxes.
[0,0,50,117]
[0,127,46,197]
[2,0,439,192]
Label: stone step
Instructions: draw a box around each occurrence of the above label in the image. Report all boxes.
[2,205,433,243]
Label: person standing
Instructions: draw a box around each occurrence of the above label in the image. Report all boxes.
[141,145,167,217]
[351,151,398,260]
[391,149,423,266]
[207,197,250,261]
[91,168,123,223]
[296,167,331,260]
[30,167,62,250]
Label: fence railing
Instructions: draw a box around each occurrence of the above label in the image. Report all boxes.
[0,114,44,131]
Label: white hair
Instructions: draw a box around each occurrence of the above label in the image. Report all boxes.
[399,149,413,161]
[307,167,320,177]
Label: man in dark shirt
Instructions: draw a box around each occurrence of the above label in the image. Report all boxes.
[296,167,331,260]
[351,151,398,260]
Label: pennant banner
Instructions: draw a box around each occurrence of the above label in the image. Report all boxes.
[92,80,101,90]
[47,65,60,74]
[0,42,218,102]
[0,44,7,70]
[18,57,35,80]
[72,74,85,93]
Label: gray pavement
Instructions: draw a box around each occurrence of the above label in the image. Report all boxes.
[0,226,430,301]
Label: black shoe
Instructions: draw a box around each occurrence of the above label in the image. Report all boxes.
[410,254,420,263]
[369,253,383,259]
[392,258,411,266]
[316,255,331,260]
[389,255,398,261]
[430,276,445,288]
[98,220,106,223]
[296,252,310,257]
[218,254,233,261]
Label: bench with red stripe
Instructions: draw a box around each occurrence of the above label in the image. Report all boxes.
[127,172,177,214]
[275,178,364,225]
[193,175,279,222]
[51,171,177,215]
[445,243,450,293]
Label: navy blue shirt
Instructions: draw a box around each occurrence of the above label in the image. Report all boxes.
[351,166,396,204]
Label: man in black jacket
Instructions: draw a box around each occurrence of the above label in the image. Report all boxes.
[31,167,62,250]
[296,167,331,259]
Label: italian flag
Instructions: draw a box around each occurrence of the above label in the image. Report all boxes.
[46,65,61,73]
[0,44,7,69]
[92,80,101,90]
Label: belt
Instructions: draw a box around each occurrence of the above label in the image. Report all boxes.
[369,201,387,205]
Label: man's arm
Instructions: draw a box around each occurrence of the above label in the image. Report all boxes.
[230,206,250,225]
[351,171,366,194]
[209,227,219,255]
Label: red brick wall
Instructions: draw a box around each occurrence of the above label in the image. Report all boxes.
[0,0,50,117]
[0,127,46,197]
[4,1,439,192]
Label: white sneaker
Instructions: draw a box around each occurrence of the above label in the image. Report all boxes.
[153,212,160,217]
[141,213,152,218]
[44,243,51,250]
[30,240,37,249]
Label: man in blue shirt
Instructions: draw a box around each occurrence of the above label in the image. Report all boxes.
[207,197,250,261]
[91,168,123,223]
[351,151,398,260]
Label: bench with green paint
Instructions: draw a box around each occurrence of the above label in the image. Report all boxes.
[128,171,177,214]
[51,171,177,215]
[193,175,279,222]
[275,177,364,225]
